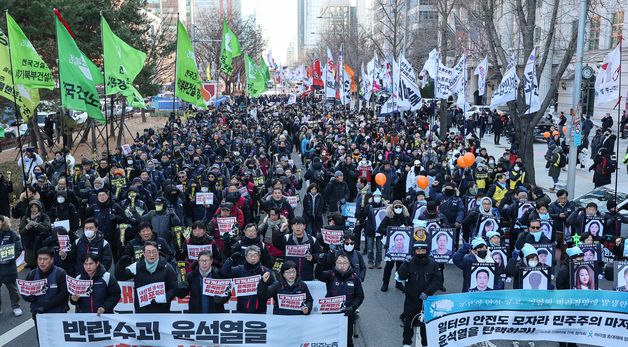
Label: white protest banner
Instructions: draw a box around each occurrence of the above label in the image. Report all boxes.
[66,275,92,297]
[424,289,628,347]
[233,275,261,296]
[490,53,520,109]
[16,278,47,296]
[286,195,299,209]
[202,278,231,297]
[136,282,166,307]
[320,228,344,245]
[324,47,336,99]
[595,44,621,106]
[524,48,540,114]
[37,313,348,347]
[186,244,213,260]
[319,295,346,313]
[53,219,70,232]
[435,63,455,99]
[0,243,16,262]
[57,234,70,252]
[398,54,423,111]
[216,217,237,235]
[285,244,310,258]
[474,56,488,96]
[195,192,213,205]
[277,293,306,311]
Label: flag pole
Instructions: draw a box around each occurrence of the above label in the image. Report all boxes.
[100,12,113,198]
[614,34,623,207]
[53,9,69,180]
[5,10,30,195]
[172,13,179,121]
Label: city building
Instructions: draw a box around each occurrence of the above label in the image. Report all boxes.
[297,0,326,62]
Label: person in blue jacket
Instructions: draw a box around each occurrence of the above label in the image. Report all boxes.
[453,237,505,292]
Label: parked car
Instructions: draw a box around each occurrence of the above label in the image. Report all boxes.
[573,186,628,235]
[464,105,491,119]
[533,113,556,141]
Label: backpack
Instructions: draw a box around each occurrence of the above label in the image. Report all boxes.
[557,153,567,168]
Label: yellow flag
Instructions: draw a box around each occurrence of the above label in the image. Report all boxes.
[206,64,211,81]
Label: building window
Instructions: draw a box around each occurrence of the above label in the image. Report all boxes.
[611,11,624,48]
[589,15,600,50]
[419,10,437,21]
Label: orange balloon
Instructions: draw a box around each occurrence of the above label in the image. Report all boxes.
[552,130,560,137]
[463,152,476,167]
[543,132,551,138]
[375,173,387,186]
[416,175,429,190]
[457,156,467,168]
[562,126,567,134]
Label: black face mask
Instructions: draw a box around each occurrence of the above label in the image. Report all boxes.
[415,252,427,259]
[477,250,488,258]
[444,189,455,197]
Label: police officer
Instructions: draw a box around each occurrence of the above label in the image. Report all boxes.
[396,241,443,347]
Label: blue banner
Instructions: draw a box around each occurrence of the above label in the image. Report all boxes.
[424,289,628,346]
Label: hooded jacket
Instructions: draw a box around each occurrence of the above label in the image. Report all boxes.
[377,204,411,236]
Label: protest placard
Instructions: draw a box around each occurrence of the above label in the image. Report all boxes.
[66,275,93,297]
[195,192,214,205]
[16,279,47,296]
[202,278,232,297]
[277,293,306,311]
[217,217,237,235]
[233,275,261,296]
[321,228,343,245]
[285,244,310,257]
[136,282,166,307]
[186,244,213,260]
[318,295,346,313]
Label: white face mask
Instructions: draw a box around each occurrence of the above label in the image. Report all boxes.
[527,259,538,267]
[374,196,382,203]
[344,244,354,252]
[394,207,403,214]
[56,196,65,204]
[127,160,133,165]
[84,229,95,239]
[201,187,209,192]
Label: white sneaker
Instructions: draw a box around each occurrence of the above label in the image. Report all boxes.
[13,307,23,317]
[512,342,520,347]
[403,345,412,347]
[527,343,535,347]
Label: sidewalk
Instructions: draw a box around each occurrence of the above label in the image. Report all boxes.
[480,134,628,198]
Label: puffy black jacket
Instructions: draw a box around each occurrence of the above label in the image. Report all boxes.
[377,204,412,236]
[323,178,350,212]
[71,264,121,313]
[124,232,174,263]
[316,266,364,314]
[257,277,313,315]
[115,257,178,313]
[0,228,22,283]
[220,258,274,313]
[74,233,113,275]
[23,265,68,314]
[272,232,322,281]
[176,267,229,313]
[397,255,443,296]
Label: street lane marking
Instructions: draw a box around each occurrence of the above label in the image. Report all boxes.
[0,319,34,347]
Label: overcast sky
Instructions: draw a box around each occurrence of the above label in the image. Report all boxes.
[241,0,297,64]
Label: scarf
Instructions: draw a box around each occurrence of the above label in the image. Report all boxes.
[145,259,159,274]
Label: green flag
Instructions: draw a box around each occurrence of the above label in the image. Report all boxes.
[175,20,205,109]
[245,54,267,98]
[0,125,4,139]
[6,13,54,90]
[0,28,39,120]
[220,20,241,75]
[102,16,146,97]
[56,16,105,123]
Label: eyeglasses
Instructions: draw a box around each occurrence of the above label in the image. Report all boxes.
[529,226,541,230]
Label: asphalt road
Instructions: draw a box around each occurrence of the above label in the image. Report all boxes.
[0,135,623,347]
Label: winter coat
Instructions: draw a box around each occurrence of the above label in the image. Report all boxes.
[257,277,313,315]
[302,192,324,227]
[453,243,505,292]
[0,176,13,216]
[141,209,182,246]
[85,199,125,240]
[220,258,274,314]
[397,255,443,296]
[22,265,68,314]
[71,264,121,313]
[272,232,322,281]
[546,148,563,179]
[176,266,229,313]
[324,177,350,213]
[364,202,387,237]
[124,232,174,263]
[372,167,399,201]
[115,257,178,313]
[0,228,22,283]
[377,204,411,236]
[315,266,364,314]
[74,233,114,275]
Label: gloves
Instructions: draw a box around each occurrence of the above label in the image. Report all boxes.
[230,252,242,262]
[343,306,355,316]
[419,292,428,300]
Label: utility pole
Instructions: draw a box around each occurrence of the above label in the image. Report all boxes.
[566,0,587,198]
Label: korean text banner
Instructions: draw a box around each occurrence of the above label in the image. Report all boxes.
[37,313,347,347]
[424,289,628,347]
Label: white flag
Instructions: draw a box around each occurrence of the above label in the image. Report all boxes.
[342,65,351,105]
[324,47,336,99]
[595,45,621,106]
[397,54,423,111]
[367,54,380,92]
[422,48,440,79]
[451,54,468,110]
[338,45,346,103]
[435,63,455,99]
[360,62,373,101]
[524,48,541,114]
[489,54,520,109]
[474,57,488,96]
[266,49,275,70]
[381,57,399,114]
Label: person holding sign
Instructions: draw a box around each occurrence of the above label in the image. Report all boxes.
[70,254,121,315]
[514,219,551,254]
[0,215,23,316]
[506,243,545,289]
[225,223,272,269]
[378,200,411,292]
[21,247,68,324]
[396,241,442,347]
[176,250,230,313]
[272,216,322,281]
[115,241,178,313]
[257,260,313,315]
[453,237,504,292]
[177,221,223,272]
[556,246,585,290]
[364,189,386,269]
[221,245,275,314]
[19,200,51,268]
[316,253,364,347]
[566,202,603,236]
